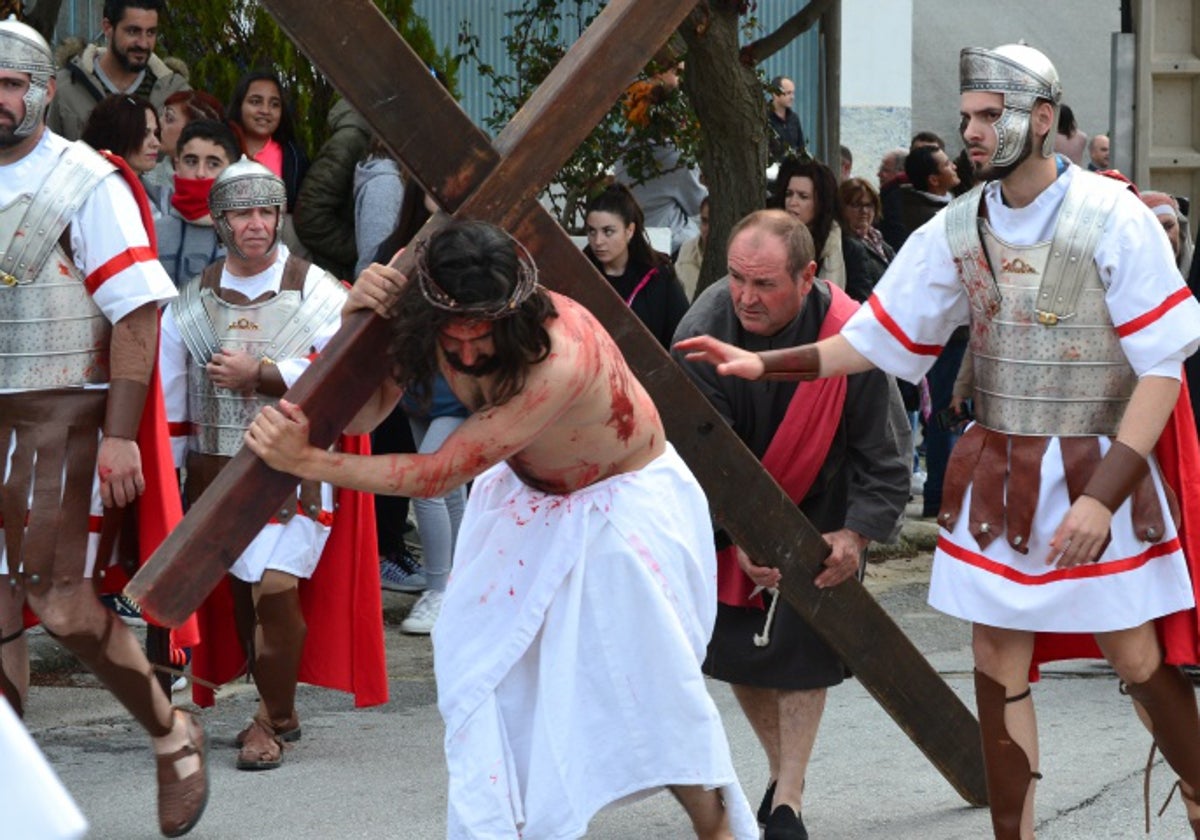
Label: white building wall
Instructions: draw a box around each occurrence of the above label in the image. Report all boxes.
[840,0,914,181]
[910,1,1121,164]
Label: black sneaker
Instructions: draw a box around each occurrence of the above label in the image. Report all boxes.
[764,804,808,840]
[380,549,427,594]
[757,780,777,826]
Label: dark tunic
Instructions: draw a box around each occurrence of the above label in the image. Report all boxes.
[587,250,690,349]
[672,280,910,689]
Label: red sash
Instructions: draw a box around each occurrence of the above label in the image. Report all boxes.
[1030,376,1200,676]
[717,284,860,608]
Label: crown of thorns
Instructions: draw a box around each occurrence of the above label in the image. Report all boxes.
[414,232,540,320]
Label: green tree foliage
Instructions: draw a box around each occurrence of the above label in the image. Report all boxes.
[456,1,701,232]
[158,0,456,157]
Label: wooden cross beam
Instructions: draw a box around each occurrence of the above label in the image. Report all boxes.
[128,0,986,806]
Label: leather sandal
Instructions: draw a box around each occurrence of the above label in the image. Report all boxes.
[236,715,284,771]
[234,709,301,747]
[156,709,208,838]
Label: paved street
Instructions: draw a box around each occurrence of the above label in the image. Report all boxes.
[19,517,1200,839]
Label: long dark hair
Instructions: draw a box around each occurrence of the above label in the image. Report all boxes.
[389,221,557,408]
[771,158,839,258]
[228,70,296,145]
[582,183,668,272]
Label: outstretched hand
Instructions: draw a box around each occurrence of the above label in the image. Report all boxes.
[346,260,408,319]
[673,335,765,381]
[245,399,314,476]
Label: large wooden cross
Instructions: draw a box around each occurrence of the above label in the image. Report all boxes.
[128,0,986,806]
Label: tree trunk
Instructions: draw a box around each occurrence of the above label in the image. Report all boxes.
[23,0,64,43]
[679,1,767,297]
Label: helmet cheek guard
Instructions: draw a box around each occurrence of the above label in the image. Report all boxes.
[0,18,55,138]
[960,44,1061,169]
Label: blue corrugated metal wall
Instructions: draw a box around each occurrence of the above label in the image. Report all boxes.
[414,1,822,140]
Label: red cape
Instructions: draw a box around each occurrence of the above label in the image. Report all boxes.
[190,434,388,708]
[1030,378,1200,677]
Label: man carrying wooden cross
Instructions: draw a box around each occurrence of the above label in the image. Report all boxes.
[679,43,1200,840]
[246,219,757,839]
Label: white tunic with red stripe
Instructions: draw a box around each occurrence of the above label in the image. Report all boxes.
[840,164,1200,632]
[0,131,176,577]
[159,245,338,582]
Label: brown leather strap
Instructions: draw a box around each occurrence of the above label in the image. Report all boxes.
[938,422,987,531]
[184,451,231,504]
[103,378,148,440]
[298,480,322,521]
[969,430,1008,550]
[280,254,309,292]
[1059,437,1101,504]
[1083,440,1149,513]
[23,422,67,591]
[258,361,287,397]
[1129,470,1166,543]
[1006,436,1050,554]
[975,670,1039,840]
[760,344,820,381]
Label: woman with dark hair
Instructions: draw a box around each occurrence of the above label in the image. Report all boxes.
[1053,102,1087,166]
[582,183,689,347]
[837,176,893,302]
[228,70,308,211]
[770,158,846,289]
[80,93,162,178]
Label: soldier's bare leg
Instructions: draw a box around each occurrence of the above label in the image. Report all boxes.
[1098,622,1200,830]
[973,624,1039,840]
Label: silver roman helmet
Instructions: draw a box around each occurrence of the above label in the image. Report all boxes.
[0,17,56,137]
[208,156,287,258]
[960,43,1062,168]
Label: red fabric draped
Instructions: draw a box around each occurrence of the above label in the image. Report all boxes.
[1030,376,1200,677]
[190,434,388,708]
[717,284,860,608]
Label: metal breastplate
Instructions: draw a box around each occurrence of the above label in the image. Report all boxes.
[174,258,346,456]
[946,178,1134,436]
[0,142,116,389]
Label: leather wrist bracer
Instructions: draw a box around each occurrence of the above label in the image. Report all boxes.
[257,359,286,397]
[104,378,149,439]
[760,344,820,381]
[1082,440,1148,513]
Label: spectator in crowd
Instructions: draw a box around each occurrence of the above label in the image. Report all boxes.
[839,144,853,182]
[615,55,707,256]
[674,194,709,301]
[79,92,162,200]
[144,88,224,201]
[154,119,239,285]
[771,157,847,290]
[1141,191,1194,278]
[1053,102,1087,165]
[353,150,434,596]
[766,75,808,163]
[49,0,188,141]
[838,176,893,302]
[583,183,690,348]
[1087,133,1111,171]
[877,147,908,250]
[227,70,308,213]
[294,98,371,279]
[898,144,960,246]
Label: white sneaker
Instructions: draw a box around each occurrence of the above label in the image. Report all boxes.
[910,470,927,495]
[401,590,444,635]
